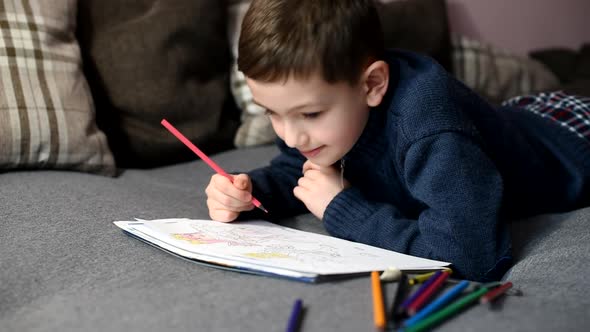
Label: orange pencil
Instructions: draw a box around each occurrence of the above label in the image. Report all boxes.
[371,271,387,330]
[161,119,268,213]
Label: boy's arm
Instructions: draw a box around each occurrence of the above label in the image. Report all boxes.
[240,139,308,220]
[323,132,512,282]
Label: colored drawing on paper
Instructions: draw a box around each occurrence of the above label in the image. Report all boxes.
[114,218,451,277]
[186,224,283,247]
[170,220,384,269]
[172,233,236,245]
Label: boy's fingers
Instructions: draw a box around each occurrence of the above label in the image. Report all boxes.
[208,197,253,214]
[211,173,232,186]
[302,160,321,174]
[293,185,310,202]
[301,169,321,180]
[212,174,252,202]
[297,176,313,189]
[234,174,251,190]
[208,186,252,211]
[303,161,340,176]
[208,204,239,222]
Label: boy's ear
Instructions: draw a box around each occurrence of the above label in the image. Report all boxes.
[363,60,389,107]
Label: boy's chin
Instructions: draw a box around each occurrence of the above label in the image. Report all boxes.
[307,156,343,168]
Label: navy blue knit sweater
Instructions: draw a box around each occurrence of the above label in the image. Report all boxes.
[245,50,590,281]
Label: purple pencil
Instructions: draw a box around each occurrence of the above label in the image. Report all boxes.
[400,271,443,311]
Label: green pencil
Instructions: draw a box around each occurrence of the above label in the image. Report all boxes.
[403,287,489,332]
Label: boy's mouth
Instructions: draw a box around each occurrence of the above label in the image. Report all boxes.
[300,146,325,158]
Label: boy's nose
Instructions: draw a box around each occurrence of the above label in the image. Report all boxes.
[284,125,307,149]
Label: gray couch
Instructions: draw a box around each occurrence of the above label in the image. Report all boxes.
[2,0,589,331]
[2,144,589,331]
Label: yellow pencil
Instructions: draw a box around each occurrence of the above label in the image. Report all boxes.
[408,269,452,285]
[371,271,386,330]
[408,271,436,285]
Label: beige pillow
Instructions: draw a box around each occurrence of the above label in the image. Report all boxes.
[230,63,277,148]
[228,0,277,148]
[0,0,115,175]
[451,34,560,104]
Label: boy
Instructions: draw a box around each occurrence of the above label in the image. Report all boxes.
[205,0,590,281]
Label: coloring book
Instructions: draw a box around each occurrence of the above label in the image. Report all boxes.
[114,218,450,283]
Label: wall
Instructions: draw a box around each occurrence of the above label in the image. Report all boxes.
[447,0,590,54]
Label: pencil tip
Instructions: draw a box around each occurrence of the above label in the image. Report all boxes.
[259,205,269,213]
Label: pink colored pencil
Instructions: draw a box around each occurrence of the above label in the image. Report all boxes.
[161,119,268,213]
[407,270,451,315]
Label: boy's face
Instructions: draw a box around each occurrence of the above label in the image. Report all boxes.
[247,73,371,167]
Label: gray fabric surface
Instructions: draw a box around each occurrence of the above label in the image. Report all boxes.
[1,144,589,331]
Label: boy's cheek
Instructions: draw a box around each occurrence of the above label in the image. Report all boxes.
[270,120,283,138]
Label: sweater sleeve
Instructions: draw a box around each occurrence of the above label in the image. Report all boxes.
[322,132,512,281]
[241,139,309,220]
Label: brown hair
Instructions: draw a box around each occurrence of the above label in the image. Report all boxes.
[238,0,384,85]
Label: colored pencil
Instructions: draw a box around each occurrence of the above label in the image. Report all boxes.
[286,299,303,332]
[403,280,470,327]
[480,281,513,304]
[408,272,436,286]
[401,271,442,311]
[161,119,268,213]
[403,286,489,332]
[371,271,387,330]
[390,273,410,325]
[408,269,452,285]
[407,270,451,315]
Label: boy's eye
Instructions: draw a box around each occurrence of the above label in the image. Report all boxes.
[264,109,275,117]
[302,112,321,119]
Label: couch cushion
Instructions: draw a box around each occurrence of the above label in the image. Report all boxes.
[529,48,579,84]
[531,44,590,97]
[506,208,590,303]
[377,0,453,72]
[451,35,560,105]
[77,0,239,168]
[1,144,589,331]
[0,0,115,175]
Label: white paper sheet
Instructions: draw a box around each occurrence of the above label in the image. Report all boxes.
[114,218,450,281]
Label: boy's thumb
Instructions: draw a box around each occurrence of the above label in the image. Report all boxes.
[234,174,249,190]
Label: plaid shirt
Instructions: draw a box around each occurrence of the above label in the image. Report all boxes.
[503,91,590,141]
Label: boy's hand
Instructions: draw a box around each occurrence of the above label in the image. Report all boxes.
[294,160,350,220]
[206,173,254,222]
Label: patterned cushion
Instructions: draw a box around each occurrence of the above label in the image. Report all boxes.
[0,0,115,175]
[231,64,276,147]
[228,0,276,148]
[451,34,560,105]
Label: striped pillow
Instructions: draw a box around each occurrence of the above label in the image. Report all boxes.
[451,34,560,105]
[228,0,276,148]
[0,0,115,175]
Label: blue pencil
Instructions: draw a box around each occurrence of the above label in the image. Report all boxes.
[286,299,303,332]
[403,280,470,327]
